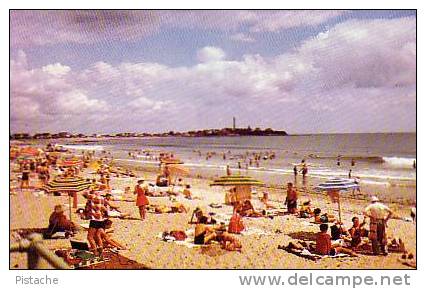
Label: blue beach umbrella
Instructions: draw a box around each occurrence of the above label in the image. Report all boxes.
[315,178,360,222]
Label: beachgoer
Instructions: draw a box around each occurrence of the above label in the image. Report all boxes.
[98,219,126,249]
[86,192,107,255]
[238,200,263,217]
[228,211,245,234]
[194,223,217,245]
[215,231,242,251]
[45,205,76,238]
[156,175,169,187]
[299,201,313,218]
[300,164,308,178]
[285,182,298,214]
[134,179,149,220]
[293,165,298,177]
[226,165,231,176]
[315,224,357,257]
[348,216,369,248]
[351,159,356,167]
[183,185,192,199]
[191,207,216,224]
[330,222,349,241]
[348,169,352,179]
[364,196,393,255]
[410,207,416,223]
[21,163,30,190]
[413,160,416,169]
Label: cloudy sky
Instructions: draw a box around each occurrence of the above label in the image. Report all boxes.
[10,10,416,134]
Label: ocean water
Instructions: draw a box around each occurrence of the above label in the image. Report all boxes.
[59,133,416,190]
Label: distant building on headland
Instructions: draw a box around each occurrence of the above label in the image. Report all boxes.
[10,126,288,140]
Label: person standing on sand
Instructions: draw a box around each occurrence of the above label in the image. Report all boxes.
[364,196,393,255]
[285,182,298,214]
[293,166,298,177]
[134,179,149,220]
[20,163,30,190]
[226,165,231,176]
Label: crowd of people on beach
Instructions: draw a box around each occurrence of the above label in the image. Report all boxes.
[10,143,416,267]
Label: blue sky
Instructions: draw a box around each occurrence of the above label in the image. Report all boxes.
[10,10,416,134]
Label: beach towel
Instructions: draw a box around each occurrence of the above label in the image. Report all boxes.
[157,228,208,248]
[280,247,352,261]
[55,248,149,269]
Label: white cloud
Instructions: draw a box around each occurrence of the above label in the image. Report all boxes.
[42,63,71,76]
[10,16,416,133]
[196,46,226,63]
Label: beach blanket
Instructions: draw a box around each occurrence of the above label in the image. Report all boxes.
[280,247,352,261]
[56,248,149,269]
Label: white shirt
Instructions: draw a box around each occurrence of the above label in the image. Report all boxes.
[364,202,392,220]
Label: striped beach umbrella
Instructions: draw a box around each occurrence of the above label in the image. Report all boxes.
[315,178,360,222]
[210,175,264,204]
[210,175,264,187]
[44,175,91,194]
[44,176,91,220]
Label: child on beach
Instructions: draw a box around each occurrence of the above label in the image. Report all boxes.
[348,216,369,248]
[134,179,149,220]
[285,182,298,214]
[183,185,192,199]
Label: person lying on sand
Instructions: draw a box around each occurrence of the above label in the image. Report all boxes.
[104,193,131,218]
[235,200,264,218]
[194,224,241,251]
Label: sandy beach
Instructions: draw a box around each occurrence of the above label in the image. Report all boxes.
[10,157,416,269]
